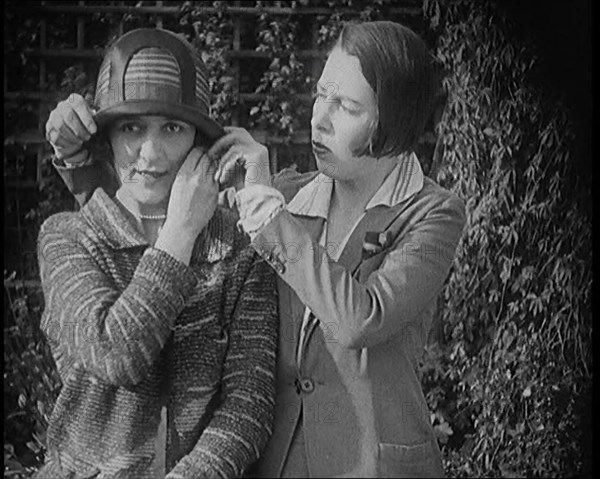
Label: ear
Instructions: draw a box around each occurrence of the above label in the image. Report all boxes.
[351,116,380,158]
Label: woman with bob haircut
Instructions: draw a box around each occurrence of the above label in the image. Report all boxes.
[37,28,278,479]
[54,21,466,477]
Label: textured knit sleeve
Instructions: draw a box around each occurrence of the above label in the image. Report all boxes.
[52,153,119,207]
[37,213,198,387]
[166,250,278,479]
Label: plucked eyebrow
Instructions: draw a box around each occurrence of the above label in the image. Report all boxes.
[166,119,191,127]
[113,116,142,126]
[317,82,363,107]
[114,117,188,127]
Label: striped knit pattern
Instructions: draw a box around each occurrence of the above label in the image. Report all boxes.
[95,44,209,108]
[124,48,182,92]
[35,188,278,479]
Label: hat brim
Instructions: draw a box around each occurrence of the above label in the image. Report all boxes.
[94,100,225,143]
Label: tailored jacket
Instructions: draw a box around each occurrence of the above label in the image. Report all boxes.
[245,160,467,478]
[54,155,466,478]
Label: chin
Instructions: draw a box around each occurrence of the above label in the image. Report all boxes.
[315,153,340,179]
[130,186,169,207]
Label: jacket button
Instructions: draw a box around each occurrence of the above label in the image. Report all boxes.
[274,261,285,274]
[296,377,314,393]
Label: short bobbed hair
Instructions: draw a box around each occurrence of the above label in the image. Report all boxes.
[336,21,436,157]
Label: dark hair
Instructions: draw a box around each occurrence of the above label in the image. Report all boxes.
[336,21,436,157]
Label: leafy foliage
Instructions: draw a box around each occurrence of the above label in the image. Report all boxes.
[180,1,237,126]
[419,1,592,477]
[250,10,312,137]
[4,276,61,477]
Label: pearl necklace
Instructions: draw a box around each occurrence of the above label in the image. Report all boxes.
[138,212,167,220]
[115,191,167,221]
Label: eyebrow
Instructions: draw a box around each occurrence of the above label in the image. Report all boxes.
[114,116,187,125]
[317,82,362,107]
[114,116,141,124]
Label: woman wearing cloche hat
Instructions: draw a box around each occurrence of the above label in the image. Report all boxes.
[37,28,278,479]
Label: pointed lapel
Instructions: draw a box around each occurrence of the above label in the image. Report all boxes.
[283,214,325,348]
[301,203,409,346]
[336,204,406,274]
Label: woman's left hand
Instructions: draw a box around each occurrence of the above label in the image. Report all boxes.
[208,126,271,190]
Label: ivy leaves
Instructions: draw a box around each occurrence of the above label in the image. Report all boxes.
[422,1,591,477]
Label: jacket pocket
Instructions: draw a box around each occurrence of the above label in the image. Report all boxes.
[378,440,444,478]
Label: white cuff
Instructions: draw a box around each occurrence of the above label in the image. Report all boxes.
[235,185,285,240]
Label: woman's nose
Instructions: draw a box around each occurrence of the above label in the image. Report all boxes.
[311,99,333,134]
[137,138,162,166]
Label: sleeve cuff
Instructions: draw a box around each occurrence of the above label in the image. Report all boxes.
[235,185,285,240]
[138,247,199,302]
[51,149,92,170]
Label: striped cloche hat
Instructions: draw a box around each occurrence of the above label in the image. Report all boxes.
[93,28,224,142]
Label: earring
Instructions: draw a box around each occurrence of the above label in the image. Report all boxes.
[368,139,375,157]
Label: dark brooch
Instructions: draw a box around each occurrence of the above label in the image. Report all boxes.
[362,230,394,259]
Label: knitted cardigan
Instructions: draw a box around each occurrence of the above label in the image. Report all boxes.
[35,188,278,479]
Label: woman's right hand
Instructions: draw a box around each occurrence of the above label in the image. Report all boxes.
[45,93,97,161]
[164,147,219,239]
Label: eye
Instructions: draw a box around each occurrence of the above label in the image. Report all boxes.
[325,96,345,112]
[118,122,141,133]
[341,102,359,114]
[313,84,336,102]
[312,87,325,101]
[165,122,185,133]
[316,87,343,106]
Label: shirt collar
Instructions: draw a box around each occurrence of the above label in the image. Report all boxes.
[286,152,424,218]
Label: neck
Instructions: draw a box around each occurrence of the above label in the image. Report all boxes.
[114,188,166,245]
[332,155,397,214]
[115,188,167,218]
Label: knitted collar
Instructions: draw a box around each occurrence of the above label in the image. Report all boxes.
[80,188,235,263]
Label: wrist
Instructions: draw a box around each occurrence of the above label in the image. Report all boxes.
[162,218,207,240]
[154,223,196,266]
[56,148,90,166]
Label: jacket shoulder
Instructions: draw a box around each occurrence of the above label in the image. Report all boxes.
[272,168,320,203]
[37,211,95,271]
[417,177,466,218]
[38,211,89,242]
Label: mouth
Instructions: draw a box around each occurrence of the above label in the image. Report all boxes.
[135,169,168,179]
[311,140,331,153]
